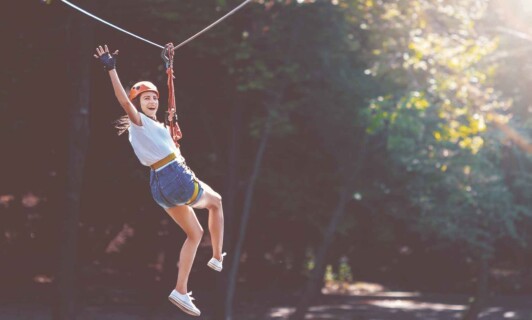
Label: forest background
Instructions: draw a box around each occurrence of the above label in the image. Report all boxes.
[1,0,532,319]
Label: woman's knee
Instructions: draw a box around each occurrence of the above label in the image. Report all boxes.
[208,192,222,210]
[188,226,204,243]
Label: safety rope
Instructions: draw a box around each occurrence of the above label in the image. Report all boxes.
[161,43,182,147]
[60,0,252,51]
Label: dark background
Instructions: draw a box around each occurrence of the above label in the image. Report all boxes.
[1,0,532,319]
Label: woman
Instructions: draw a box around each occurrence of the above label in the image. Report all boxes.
[94,44,225,317]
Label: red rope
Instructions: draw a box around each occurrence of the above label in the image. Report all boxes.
[165,43,183,147]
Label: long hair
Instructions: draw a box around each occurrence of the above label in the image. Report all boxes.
[114,97,140,136]
[113,96,161,135]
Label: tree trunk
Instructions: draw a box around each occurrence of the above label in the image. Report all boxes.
[212,100,243,319]
[222,15,301,319]
[224,110,274,320]
[290,137,368,320]
[223,99,243,255]
[53,5,93,320]
[289,186,351,320]
[461,257,490,320]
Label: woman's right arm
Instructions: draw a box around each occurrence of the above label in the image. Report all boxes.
[94,45,141,126]
[107,69,141,125]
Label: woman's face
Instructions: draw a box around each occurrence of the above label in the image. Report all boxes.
[139,91,159,118]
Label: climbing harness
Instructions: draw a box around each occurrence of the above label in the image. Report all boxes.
[161,43,183,147]
[60,0,252,51]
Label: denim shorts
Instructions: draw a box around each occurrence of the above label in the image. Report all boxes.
[150,160,204,209]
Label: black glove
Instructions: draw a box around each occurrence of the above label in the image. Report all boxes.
[98,52,117,71]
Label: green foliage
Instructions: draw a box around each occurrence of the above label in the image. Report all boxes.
[324,265,335,282]
[323,256,353,283]
[353,0,531,261]
[4,0,532,296]
[338,256,354,283]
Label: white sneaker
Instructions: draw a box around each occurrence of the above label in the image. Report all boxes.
[168,289,201,317]
[207,252,227,272]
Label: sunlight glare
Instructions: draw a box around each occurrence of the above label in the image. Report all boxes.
[365,300,466,311]
[518,0,532,12]
[269,307,293,317]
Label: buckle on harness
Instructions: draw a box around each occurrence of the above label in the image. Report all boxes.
[165,111,178,126]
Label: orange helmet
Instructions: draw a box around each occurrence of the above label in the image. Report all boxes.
[129,81,159,101]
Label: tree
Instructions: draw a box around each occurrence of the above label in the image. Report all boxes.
[54,1,95,319]
[361,0,531,317]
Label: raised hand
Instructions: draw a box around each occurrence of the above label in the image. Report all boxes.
[93,45,119,71]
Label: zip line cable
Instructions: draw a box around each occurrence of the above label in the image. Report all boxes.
[60,0,164,49]
[60,0,252,50]
[171,0,252,51]
[61,0,255,147]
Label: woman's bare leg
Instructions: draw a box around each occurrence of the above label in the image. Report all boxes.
[165,205,204,294]
[192,181,224,261]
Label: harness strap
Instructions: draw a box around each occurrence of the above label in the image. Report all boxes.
[185,180,201,205]
[150,152,177,171]
[162,43,183,147]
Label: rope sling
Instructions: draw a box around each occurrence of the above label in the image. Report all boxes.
[161,43,182,147]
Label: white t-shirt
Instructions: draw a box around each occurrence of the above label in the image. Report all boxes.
[128,113,185,166]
